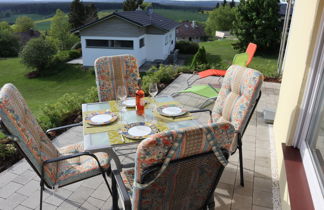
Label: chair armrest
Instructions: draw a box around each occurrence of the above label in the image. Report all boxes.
[46,122,82,134]
[112,169,132,210]
[189,109,213,122]
[43,151,92,164]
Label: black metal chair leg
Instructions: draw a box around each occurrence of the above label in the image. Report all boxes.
[101,170,113,196]
[39,180,44,210]
[238,134,244,187]
[112,174,119,210]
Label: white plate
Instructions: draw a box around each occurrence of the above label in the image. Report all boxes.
[127,125,152,137]
[90,114,113,124]
[123,98,136,107]
[162,107,183,116]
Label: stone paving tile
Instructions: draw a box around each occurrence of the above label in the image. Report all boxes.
[252,205,273,210]
[80,197,105,209]
[231,193,253,210]
[44,188,73,207]
[0,182,23,199]
[0,193,28,210]
[12,170,35,185]
[16,180,39,197]
[90,183,111,201]
[35,202,57,210]
[57,200,81,210]
[253,190,273,209]
[81,175,103,190]
[20,189,51,209]
[7,160,30,176]
[14,205,32,210]
[0,171,18,187]
[66,185,94,205]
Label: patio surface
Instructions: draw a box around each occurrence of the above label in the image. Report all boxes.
[0,74,281,210]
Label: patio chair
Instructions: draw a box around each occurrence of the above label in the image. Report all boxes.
[189,65,263,186]
[0,83,112,210]
[94,54,140,102]
[111,123,235,210]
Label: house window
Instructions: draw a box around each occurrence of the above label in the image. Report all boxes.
[86,39,109,48]
[139,38,145,48]
[86,39,133,49]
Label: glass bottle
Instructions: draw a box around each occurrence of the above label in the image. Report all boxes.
[136,78,145,116]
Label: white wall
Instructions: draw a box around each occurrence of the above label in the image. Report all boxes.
[81,28,177,66]
[81,35,146,66]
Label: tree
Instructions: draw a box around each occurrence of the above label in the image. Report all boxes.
[69,0,98,29]
[123,0,144,11]
[230,0,235,8]
[215,3,220,9]
[0,30,19,57]
[14,16,34,32]
[205,5,236,36]
[191,46,207,68]
[49,9,79,50]
[222,0,227,6]
[0,21,12,32]
[231,0,281,52]
[20,37,57,74]
[69,0,86,29]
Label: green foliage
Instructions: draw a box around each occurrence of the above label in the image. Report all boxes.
[123,0,144,11]
[20,37,57,73]
[191,46,208,69]
[14,16,34,32]
[69,0,98,29]
[0,29,20,57]
[205,5,236,36]
[0,21,12,32]
[142,65,179,93]
[176,40,199,54]
[49,9,79,51]
[51,49,81,66]
[37,87,98,130]
[0,144,17,160]
[231,0,281,52]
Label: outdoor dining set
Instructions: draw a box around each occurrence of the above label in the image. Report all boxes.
[0,53,263,210]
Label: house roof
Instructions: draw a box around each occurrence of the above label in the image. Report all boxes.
[72,10,179,33]
[176,21,206,38]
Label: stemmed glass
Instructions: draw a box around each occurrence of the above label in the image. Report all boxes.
[148,83,158,123]
[117,85,127,122]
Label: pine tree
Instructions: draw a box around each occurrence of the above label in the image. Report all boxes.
[230,0,235,8]
[69,0,86,29]
[191,46,207,69]
[123,0,138,11]
[215,3,220,9]
[222,0,227,6]
[231,0,281,52]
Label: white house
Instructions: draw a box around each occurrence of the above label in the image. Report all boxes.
[72,11,179,67]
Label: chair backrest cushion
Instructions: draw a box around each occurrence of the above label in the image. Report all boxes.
[0,84,58,185]
[232,53,249,67]
[94,54,140,102]
[132,123,235,209]
[245,42,257,66]
[212,65,263,132]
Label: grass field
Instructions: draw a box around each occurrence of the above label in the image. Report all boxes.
[195,40,279,77]
[0,58,95,115]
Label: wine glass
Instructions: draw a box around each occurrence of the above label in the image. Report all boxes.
[149,83,158,98]
[117,85,127,113]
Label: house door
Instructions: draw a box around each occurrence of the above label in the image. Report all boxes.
[294,11,324,208]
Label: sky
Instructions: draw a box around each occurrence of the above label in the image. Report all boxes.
[0,0,242,2]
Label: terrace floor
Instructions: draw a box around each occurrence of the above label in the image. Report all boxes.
[0,74,281,210]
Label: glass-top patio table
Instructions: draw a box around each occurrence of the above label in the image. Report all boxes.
[82,95,200,170]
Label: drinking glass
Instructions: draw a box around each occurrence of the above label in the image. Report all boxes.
[148,83,158,123]
[117,85,127,114]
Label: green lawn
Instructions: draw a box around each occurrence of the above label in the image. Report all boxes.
[198,40,279,77]
[0,58,95,115]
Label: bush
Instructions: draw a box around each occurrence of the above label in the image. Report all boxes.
[191,46,208,69]
[175,40,199,54]
[14,16,34,33]
[142,65,179,93]
[0,30,19,57]
[37,87,98,131]
[0,144,17,160]
[20,37,57,74]
[52,49,81,65]
[205,5,236,36]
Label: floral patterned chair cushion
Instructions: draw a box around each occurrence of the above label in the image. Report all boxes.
[0,83,110,187]
[94,54,140,102]
[130,123,235,209]
[56,143,110,186]
[212,65,263,151]
[0,83,58,185]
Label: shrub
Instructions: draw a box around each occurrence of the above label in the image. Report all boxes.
[175,40,199,54]
[191,46,208,69]
[52,49,81,65]
[14,16,34,33]
[0,144,17,160]
[0,30,19,57]
[37,87,98,131]
[205,5,236,36]
[20,37,57,74]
